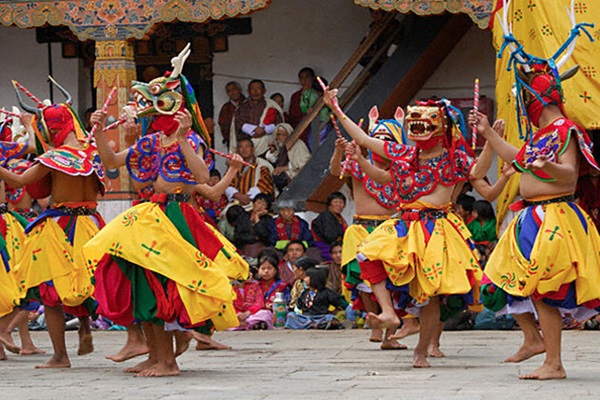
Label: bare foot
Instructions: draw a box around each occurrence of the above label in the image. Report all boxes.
[135,362,180,377]
[389,320,420,340]
[0,345,6,360]
[106,343,149,362]
[20,346,46,355]
[380,340,408,350]
[369,328,383,343]
[413,351,430,368]
[124,358,157,373]
[192,332,231,350]
[174,331,192,357]
[0,333,21,354]
[428,345,445,358]
[35,355,71,369]
[77,333,94,356]
[518,363,566,380]
[504,343,545,363]
[366,311,400,331]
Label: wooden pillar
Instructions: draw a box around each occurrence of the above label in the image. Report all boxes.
[93,39,137,199]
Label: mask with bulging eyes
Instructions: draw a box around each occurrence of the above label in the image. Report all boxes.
[405,103,449,150]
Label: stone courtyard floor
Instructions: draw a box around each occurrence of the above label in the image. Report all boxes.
[2,329,600,399]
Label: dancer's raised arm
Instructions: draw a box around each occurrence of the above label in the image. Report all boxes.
[322,87,386,158]
[90,110,128,169]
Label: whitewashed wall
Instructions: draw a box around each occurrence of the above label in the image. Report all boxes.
[0,27,90,115]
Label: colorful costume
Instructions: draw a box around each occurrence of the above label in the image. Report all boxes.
[0,142,30,316]
[482,121,600,321]
[8,80,106,315]
[13,143,106,314]
[358,101,482,319]
[86,59,247,333]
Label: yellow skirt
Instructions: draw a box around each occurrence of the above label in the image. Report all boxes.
[83,202,240,331]
[485,200,600,303]
[358,203,481,304]
[0,213,28,316]
[12,215,99,308]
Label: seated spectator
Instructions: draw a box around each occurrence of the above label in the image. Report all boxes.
[231,79,284,156]
[321,241,343,296]
[270,199,313,250]
[311,191,348,261]
[288,256,318,311]
[231,276,273,331]
[219,204,244,243]
[278,239,307,286]
[234,193,275,258]
[265,123,311,192]
[455,194,476,224]
[256,249,290,312]
[218,81,246,148]
[284,267,343,330]
[270,93,289,122]
[226,137,274,210]
[467,200,498,269]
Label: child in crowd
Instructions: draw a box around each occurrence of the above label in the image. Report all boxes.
[285,267,343,330]
[231,276,273,331]
[256,249,290,313]
[288,256,318,310]
[467,200,498,269]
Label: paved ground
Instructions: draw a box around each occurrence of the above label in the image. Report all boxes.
[2,329,600,399]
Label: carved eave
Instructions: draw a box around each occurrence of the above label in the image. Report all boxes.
[0,0,270,40]
[354,0,494,29]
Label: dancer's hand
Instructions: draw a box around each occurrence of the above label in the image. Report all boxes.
[525,155,549,170]
[468,110,493,138]
[174,109,193,140]
[492,119,505,138]
[90,110,107,133]
[346,141,361,162]
[322,87,339,110]
[228,153,244,172]
[334,137,348,154]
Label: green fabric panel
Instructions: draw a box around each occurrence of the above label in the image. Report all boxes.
[165,201,197,248]
[345,260,363,286]
[480,283,508,312]
[8,211,30,228]
[113,256,164,326]
[440,295,467,322]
